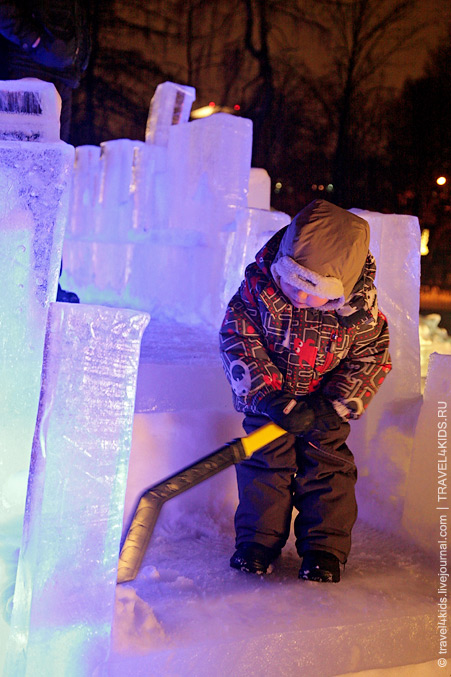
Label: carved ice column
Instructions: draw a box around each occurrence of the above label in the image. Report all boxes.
[0,79,74,526]
[4,303,149,677]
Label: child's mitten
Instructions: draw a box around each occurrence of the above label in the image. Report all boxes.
[257,391,315,434]
[305,393,345,433]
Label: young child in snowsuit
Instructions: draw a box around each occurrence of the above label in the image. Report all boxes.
[219,199,391,582]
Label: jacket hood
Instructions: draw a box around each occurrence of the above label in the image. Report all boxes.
[255,202,377,327]
[270,200,370,310]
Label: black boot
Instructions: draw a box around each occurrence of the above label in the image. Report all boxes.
[298,550,340,582]
[56,284,80,303]
[230,542,279,575]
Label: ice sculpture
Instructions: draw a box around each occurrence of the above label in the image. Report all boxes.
[0,81,74,527]
[402,352,451,552]
[4,303,149,677]
[167,112,252,234]
[0,78,62,143]
[145,81,196,146]
[69,145,101,240]
[419,313,451,382]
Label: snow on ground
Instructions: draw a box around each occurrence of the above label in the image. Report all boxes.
[107,509,436,676]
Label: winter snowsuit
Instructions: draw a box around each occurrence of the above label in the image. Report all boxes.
[219,200,391,563]
[0,0,91,141]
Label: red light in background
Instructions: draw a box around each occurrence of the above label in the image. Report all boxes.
[234,104,241,111]
[209,101,216,107]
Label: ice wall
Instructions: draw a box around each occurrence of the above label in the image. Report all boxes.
[349,210,422,529]
[402,353,451,552]
[4,303,149,677]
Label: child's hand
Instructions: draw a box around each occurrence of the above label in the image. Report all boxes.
[257,391,315,435]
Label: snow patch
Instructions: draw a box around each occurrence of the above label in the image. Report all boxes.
[112,586,165,655]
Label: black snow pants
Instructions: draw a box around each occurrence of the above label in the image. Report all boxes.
[234,413,358,563]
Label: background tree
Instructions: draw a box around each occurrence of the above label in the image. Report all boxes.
[72,0,181,145]
[389,26,451,287]
[71,0,437,219]
[72,1,315,150]
[296,0,427,207]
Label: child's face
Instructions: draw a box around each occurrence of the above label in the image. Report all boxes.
[279,279,328,309]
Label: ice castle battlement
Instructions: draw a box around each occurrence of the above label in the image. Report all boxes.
[61,83,290,328]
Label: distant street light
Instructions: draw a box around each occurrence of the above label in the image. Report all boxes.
[436,176,447,186]
[421,229,430,256]
[191,103,239,119]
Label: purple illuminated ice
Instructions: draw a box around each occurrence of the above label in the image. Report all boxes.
[0,78,62,143]
[349,210,422,527]
[145,81,195,146]
[0,80,74,527]
[4,302,149,676]
[402,352,451,552]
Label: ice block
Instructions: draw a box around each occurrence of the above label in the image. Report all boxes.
[4,303,149,677]
[352,210,421,399]
[247,168,271,210]
[68,145,101,240]
[166,113,253,239]
[63,106,257,326]
[402,353,451,552]
[0,140,74,525]
[61,206,290,328]
[221,206,290,307]
[348,210,422,528]
[0,79,61,143]
[97,139,146,242]
[132,143,169,235]
[145,81,196,146]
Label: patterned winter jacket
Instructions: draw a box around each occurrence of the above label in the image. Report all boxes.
[219,228,392,420]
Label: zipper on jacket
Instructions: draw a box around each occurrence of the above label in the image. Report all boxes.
[327,331,338,353]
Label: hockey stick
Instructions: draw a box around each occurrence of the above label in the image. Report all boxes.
[117,422,286,583]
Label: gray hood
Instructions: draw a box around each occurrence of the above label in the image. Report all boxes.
[271,200,370,310]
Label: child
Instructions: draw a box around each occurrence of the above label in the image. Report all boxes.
[219,199,391,582]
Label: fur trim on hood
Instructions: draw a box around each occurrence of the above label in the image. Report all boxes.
[271,256,345,310]
[270,199,370,310]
